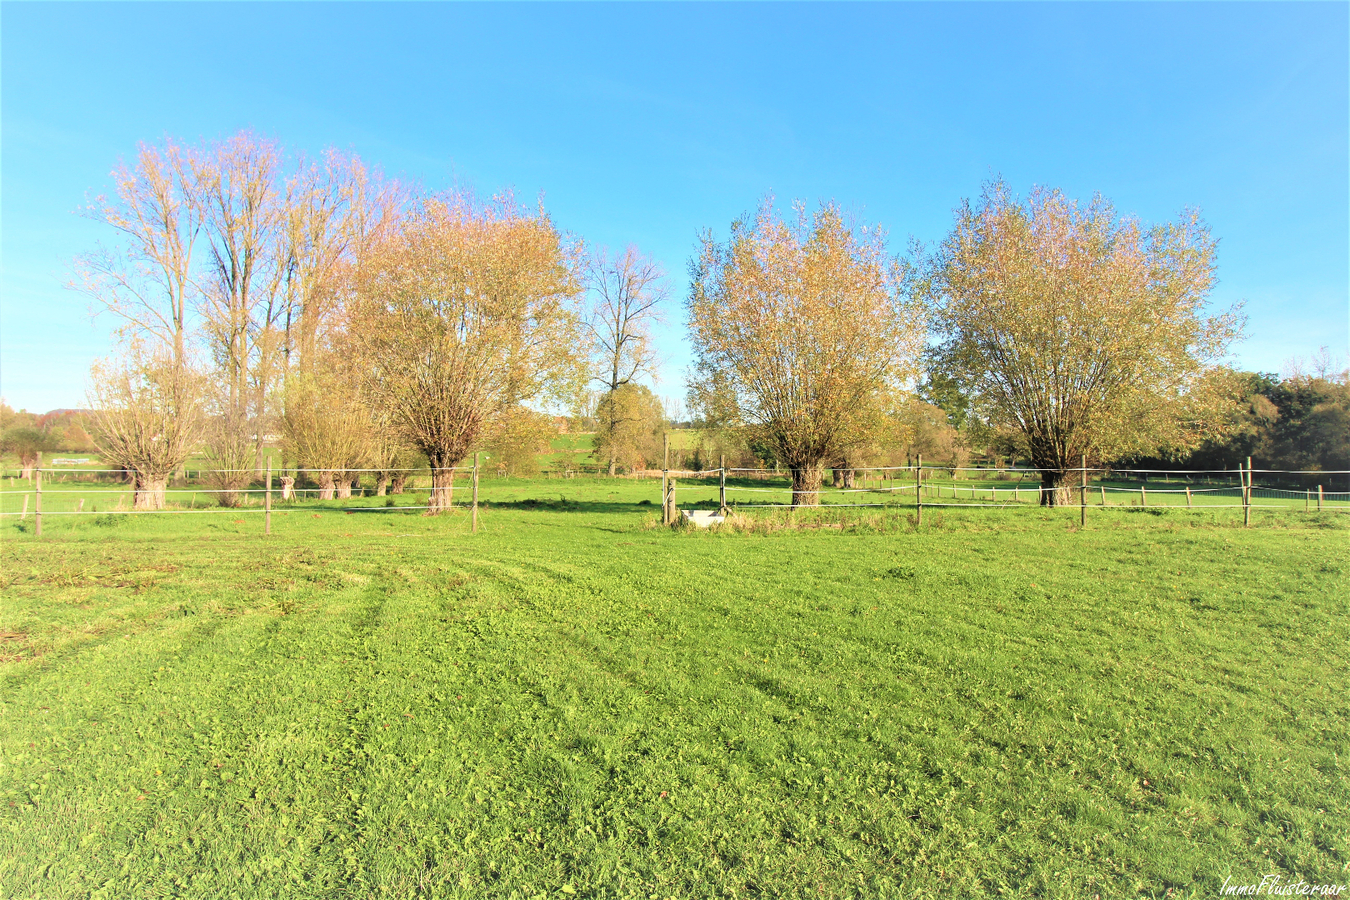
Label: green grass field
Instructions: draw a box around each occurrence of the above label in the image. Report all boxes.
[1,475,1347,898]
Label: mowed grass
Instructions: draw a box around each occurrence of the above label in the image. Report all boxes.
[0,477,1347,899]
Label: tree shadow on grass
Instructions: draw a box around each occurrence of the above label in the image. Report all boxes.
[335,497,663,516]
[482,498,659,515]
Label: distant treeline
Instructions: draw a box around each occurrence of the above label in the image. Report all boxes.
[1121,371,1349,484]
[1,404,100,475]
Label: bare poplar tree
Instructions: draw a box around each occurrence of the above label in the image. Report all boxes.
[585,246,667,475]
[921,180,1243,504]
[73,140,203,366]
[281,154,354,376]
[687,199,924,506]
[74,142,208,506]
[281,152,400,375]
[75,132,400,506]
[348,192,585,514]
[196,133,287,499]
[275,154,404,493]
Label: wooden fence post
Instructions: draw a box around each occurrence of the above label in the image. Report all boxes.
[719,455,726,512]
[472,452,479,534]
[662,433,669,524]
[1185,486,1192,508]
[1141,485,1147,508]
[34,453,42,539]
[916,454,923,527]
[1318,485,1323,511]
[1100,485,1106,506]
[664,478,678,526]
[1080,455,1087,528]
[1244,456,1252,527]
[265,459,272,535]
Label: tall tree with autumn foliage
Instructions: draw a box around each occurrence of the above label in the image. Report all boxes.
[347,192,585,514]
[687,199,924,506]
[920,180,1243,504]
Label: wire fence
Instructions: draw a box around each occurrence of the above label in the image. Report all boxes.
[661,464,1350,519]
[0,462,492,536]
[2,461,1347,536]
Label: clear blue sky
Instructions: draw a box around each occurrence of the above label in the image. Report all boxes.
[2,1,1346,413]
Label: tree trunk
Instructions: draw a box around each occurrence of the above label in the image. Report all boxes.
[280,476,295,500]
[390,472,408,494]
[336,479,353,499]
[375,473,389,496]
[790,464,824,507]
[252,426,265,476]
[606,377,619,479]
[427,466,455,515]
[1039,471,1074,506]
[318,471,336,501]
[842,469,856,489]
[133,474,168,510]
[831,468,843,488]
[19,455,37,481]
[217,489,243,508]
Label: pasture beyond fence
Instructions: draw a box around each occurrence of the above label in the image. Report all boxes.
[2,451,1348,540]
[664,460,1348,526]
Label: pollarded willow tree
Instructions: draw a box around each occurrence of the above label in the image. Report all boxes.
[687,199,925,506]
[347,192,585,514]
[1,427,55,482]
[921,180,1243,504]
[281,363,371,500]
[87,345,205,510]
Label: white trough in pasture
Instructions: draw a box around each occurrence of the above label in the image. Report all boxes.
[681,509,726,528]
